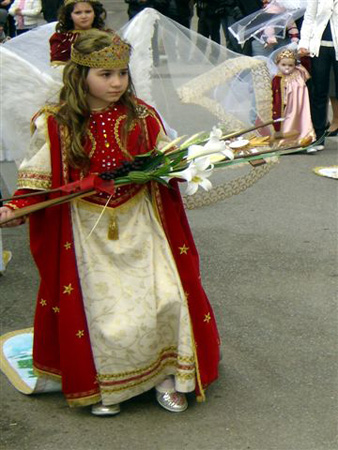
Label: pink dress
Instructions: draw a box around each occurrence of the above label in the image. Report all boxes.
[272,65,316,144]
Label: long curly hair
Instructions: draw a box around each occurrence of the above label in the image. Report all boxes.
[56,1,106,33]
[55,30,141,171]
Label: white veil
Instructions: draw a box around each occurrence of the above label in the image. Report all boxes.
[229,0,306,45]
[1,8,273,163]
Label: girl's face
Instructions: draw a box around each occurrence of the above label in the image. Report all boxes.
[71,2,95,30]
[86,67,129,110]
[278,57,296,75]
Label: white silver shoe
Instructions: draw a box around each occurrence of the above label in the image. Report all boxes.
[91,403,121,416]
[307,144,325,154]
[156,391,188,413]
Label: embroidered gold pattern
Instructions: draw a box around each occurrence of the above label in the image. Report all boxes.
[76,330,84,338]
[97,346,177,380]
[204,313,211,324]
[63,284,74,295]
[100,360,178,394]
[40,299,47,306]
[64,242,72,250]
[52,306,60,313]
[179,244,189,255]
[17,171,52,190]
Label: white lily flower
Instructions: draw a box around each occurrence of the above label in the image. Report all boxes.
[167,156,214,196]
[185,157,214,196]
[187,127,226,161]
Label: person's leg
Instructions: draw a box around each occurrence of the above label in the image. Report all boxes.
[209,16,221,61]
[328,52,338,133]
[197,10,209,38]
[310,46,331,140]
[221,15,245,53]
[209,16,221,45]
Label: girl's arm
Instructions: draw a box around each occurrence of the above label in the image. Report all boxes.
[0,206,25,227]
[21,0,42,17]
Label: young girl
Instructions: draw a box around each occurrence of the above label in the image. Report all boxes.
[0,29,220,416]
[8,0,44,35]
[49,0,106,66]
[272,48,316,145]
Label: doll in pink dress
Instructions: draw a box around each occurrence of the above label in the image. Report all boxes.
[272,48,316,145]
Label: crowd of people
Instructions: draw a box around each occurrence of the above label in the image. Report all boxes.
[0,0,337,418]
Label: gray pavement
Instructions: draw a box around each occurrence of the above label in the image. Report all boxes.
[1,2,338,449]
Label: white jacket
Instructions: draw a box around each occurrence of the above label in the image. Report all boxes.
[9,0,44,29]
[298,0,338,60]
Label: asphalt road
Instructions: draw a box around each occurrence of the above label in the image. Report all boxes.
[1,3,338,450]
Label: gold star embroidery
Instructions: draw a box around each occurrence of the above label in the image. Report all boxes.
[40,299,47,306]
[204,313,211,323]
[179,244,189,255]
[63,284,74,295]
[184,291,189,299]
[76,330,84,338]
[52,306,60,313]
[64,242,72,250]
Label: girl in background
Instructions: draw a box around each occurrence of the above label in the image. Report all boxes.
[49,0,106,66]
[8,0,44,35]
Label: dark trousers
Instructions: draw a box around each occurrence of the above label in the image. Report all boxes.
[197,12,221,44]
[197,12,221,60]
[221,15,252,55]
[310,46,338,138]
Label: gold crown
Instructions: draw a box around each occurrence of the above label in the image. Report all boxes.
[275,49,297,64]
[71,33,131,69]
[64,0,99,6]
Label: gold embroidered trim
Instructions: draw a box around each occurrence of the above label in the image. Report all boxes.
[60,124,70,183]
[66,393,101,408]
[136,104,151,119]
[76,186,147,214]
[178,56,272,133]
[176,371,195,380]
[114,114,132,158]
[177,355,195,364]
[97,346,177,380]
[4,202,20,210]
[33,365,62,381]
[100,360,178,394]
[86,128,97,160]
[17,171,52,190]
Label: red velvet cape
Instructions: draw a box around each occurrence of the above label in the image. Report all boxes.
[18,107,221,406]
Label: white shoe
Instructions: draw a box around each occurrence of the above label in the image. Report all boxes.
[156,391,188,413]
[307,144,325,154]
[91,403,121,416]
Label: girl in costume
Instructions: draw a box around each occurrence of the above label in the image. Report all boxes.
[272,48,315,145]
[0,29,220,416]
[49,0,106,66]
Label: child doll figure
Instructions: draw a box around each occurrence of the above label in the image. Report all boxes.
[272,49,316,144]
[0,30,220,415]
[49,0,106,66]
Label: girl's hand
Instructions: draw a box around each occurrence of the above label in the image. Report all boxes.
[14,7,22,14]
[0,207,24,228]
[298,47,310,57]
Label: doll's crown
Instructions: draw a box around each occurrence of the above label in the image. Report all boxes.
[64,0,100,6]
[71,33,131,69]
[275,49,297,64]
